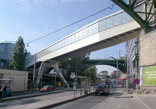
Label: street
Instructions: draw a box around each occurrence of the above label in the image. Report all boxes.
[51,88,150,109]
[0,87,156,109]
[50,94,108,109]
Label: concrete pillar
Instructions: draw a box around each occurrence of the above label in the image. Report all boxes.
[36,60,69,88]
[139,27,156,66]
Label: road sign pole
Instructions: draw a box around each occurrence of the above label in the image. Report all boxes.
[126,79,128,92]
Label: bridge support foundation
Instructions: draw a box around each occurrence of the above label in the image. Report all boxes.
[36,60,69,88]
[139,26,156,90]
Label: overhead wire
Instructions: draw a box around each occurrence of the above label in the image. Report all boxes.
[26,4,115,47]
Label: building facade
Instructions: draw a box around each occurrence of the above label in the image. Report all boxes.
[0,42,15,68]
[126,37,139,79]
[0,42,31,68]
[0,68,28,92]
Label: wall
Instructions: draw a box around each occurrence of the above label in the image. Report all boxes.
[139,27,156,88]
[0,69,28,92]
[139,27,156,66]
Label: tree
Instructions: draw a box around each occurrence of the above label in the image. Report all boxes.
[11,36,27,70]
[58,54,89,81]
[84,66,97,83]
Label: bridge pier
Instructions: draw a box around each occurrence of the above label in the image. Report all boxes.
[36,60,69,88]
[138,26,156,91]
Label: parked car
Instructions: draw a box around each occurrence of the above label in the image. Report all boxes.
[40,85,56,92]
[95,84,110,95]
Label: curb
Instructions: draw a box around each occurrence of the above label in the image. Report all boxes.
[0,90,66,102]
[38,92,95,109]
[115,96,133,98]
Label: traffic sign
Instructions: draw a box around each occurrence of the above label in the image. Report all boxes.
[70,72,76,79]
[9,77,14,81]
[134,78,140,85]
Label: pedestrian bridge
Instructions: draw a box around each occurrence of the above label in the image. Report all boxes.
[26,10,141,68]
[26,10,142,88]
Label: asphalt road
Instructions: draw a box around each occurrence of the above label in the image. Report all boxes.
[1,87,153,109]
[50,88,149,109]
[50,94,109,109]
[50,88,117,109]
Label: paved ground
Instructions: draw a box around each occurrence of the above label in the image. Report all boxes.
[50,88,143,109]
[0,89,94,109]
[51,95,108,109]
[12,87,65,96]
[136,93,156,109]
[90,89,147,109]
[51,88,156,109]
[0,87,156,109]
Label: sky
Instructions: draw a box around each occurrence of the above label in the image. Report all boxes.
[0,0,126,74]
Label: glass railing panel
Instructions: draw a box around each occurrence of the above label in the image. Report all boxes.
[114,13,122,26]
[93,23,98,33]
[53,44,57,51]
[75,33,79,41]
[122,12,131,23]
[83,28,88,38]
[106,16,113,29]
[79,31,83,40]
[67,37,71,45]
[99,19,105,31]
[71,34,75,43]
[88,26,92,36]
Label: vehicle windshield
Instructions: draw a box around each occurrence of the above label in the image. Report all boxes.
[43,86,48,88]
[98,85,105,88]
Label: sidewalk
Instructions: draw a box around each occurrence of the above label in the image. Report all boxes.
[134,93,156,109]
[90,88,156,109]
[0,90,94,109]
[12,87,65,96]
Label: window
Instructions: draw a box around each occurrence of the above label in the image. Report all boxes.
[99,19,105,31]
[122,12,130,23]
[106,16,113,29]
[114,13,121,26]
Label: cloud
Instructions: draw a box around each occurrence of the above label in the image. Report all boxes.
[12,0,31,12]
[11,0,89,10]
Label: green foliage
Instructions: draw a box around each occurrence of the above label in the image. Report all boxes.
[11,36,27,70]
[84,66,97,83]
[58,54,89,81]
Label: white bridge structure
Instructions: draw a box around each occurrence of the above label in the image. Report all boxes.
[26,10,141,88]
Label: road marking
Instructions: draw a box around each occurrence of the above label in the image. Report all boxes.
[134,94,151,109]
